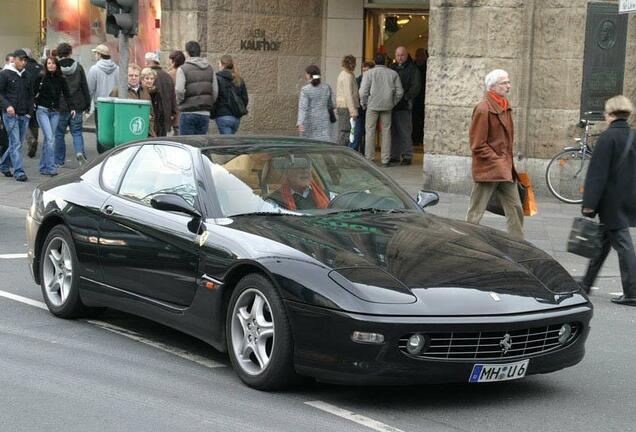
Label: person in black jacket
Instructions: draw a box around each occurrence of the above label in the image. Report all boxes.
[581,95,636,306]
[34,56,75,176]
[212,55,248,134]
[54,43,90,167]
[0,49,33,181]
[23,48,43,158]
[390,46,421,166]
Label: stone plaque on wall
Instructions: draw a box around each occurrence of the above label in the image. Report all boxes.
[580,3,628,121]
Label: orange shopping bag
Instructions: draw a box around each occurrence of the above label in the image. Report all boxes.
[517,172,537,216]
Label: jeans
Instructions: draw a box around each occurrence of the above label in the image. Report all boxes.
[215,115,241,134]
[55,111,85,164]
[351,108,365,152]
[36,106,60,174]
[0,113,30,177]
[179,113,209,135]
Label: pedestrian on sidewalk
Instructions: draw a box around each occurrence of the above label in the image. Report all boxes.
[168,50,185,135]
[466,69,523,240]
[88,44,119,153]
[0,49,33,181]
[212,55,248,134]
[335,55,359,147]
[145,52,176,137]
[22,48,43,159]
[34,56,76,176]
[140,67,165,137]
[351,61,374,153]
[390,46,421,166]
[55,43,90,167]
[580,95,636,306]
[359,53,403,167]
[296,65,334,142]
[175,41,217,135]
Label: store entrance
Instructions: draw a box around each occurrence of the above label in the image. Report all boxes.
[364,10,429,63]
[363,9,429,148]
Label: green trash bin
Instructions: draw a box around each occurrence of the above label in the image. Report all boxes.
[113,98,151,146]
[96,97,116,149]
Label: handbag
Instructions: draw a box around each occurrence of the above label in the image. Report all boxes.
[486,182,527,216]
[567,217,602,258]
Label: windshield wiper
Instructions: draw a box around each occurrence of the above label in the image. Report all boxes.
[228,211,302,217]
[335,207,408,214]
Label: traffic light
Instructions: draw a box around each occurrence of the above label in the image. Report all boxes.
[90,0,138,37]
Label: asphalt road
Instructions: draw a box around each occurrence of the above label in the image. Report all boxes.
[1,204,635,432]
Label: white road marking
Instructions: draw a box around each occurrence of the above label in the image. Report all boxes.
[0,290,48,310]
[0,289,225,369]
[305,401,405,432]
[0,253,28,259]
[609,292,623,296]
[86,320,226,369]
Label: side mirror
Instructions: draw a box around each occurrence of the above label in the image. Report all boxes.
[416,190,439,208]
[151,193,201,218]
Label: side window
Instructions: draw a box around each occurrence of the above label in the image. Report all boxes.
[101,146,139,192]
[119,145,198,207]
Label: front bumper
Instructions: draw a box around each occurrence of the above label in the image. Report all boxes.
[25,213,40,283]
[285,301,592,385]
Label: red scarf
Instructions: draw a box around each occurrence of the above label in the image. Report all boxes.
[488,91,509,111]
[281,180,329,210]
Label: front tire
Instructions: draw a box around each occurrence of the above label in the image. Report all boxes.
[40,225,89,318]
[226,273,298,390]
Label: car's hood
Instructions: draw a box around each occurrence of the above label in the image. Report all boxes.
[228,212,580,305]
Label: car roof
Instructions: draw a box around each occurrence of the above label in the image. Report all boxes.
[140,135,338,150]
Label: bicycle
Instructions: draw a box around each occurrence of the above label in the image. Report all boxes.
[545,112,600,204]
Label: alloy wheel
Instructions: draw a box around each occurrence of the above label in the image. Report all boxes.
[42,237,73,307]
[230,288,275,376]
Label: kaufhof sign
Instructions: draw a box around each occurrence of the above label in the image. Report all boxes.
[240,29,281,51]
[619,0,636,13]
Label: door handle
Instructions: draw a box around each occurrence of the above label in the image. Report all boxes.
[101,205,114,215]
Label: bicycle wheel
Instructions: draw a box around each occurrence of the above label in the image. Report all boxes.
[545,149,590,204]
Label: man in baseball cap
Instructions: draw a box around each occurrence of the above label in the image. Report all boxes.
[87,44,119,153]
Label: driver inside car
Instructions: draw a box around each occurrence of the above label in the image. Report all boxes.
[267,160,329,210]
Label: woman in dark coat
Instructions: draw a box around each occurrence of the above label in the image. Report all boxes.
[581,95,636,306]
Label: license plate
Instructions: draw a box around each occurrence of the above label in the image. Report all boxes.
[469,359,529,383]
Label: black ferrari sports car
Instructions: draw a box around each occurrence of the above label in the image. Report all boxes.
[27,136,592,389]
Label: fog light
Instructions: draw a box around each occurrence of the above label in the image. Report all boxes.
[407,333,427,355]
[558,323,572,344]
[351,331,385,345]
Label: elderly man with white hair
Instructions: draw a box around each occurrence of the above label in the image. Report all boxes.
[465,69,524,240]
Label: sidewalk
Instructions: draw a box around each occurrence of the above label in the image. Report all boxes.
[0,131,623,281]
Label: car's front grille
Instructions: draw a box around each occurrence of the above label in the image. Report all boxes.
[398,323,581,361]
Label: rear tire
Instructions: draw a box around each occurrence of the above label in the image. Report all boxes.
[39,225,91,318]
[226,273,298,390]
[545,149,590,204]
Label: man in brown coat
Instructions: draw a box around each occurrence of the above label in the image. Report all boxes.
[466,69,524,240]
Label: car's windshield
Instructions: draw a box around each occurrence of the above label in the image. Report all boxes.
[201,146,419,217]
